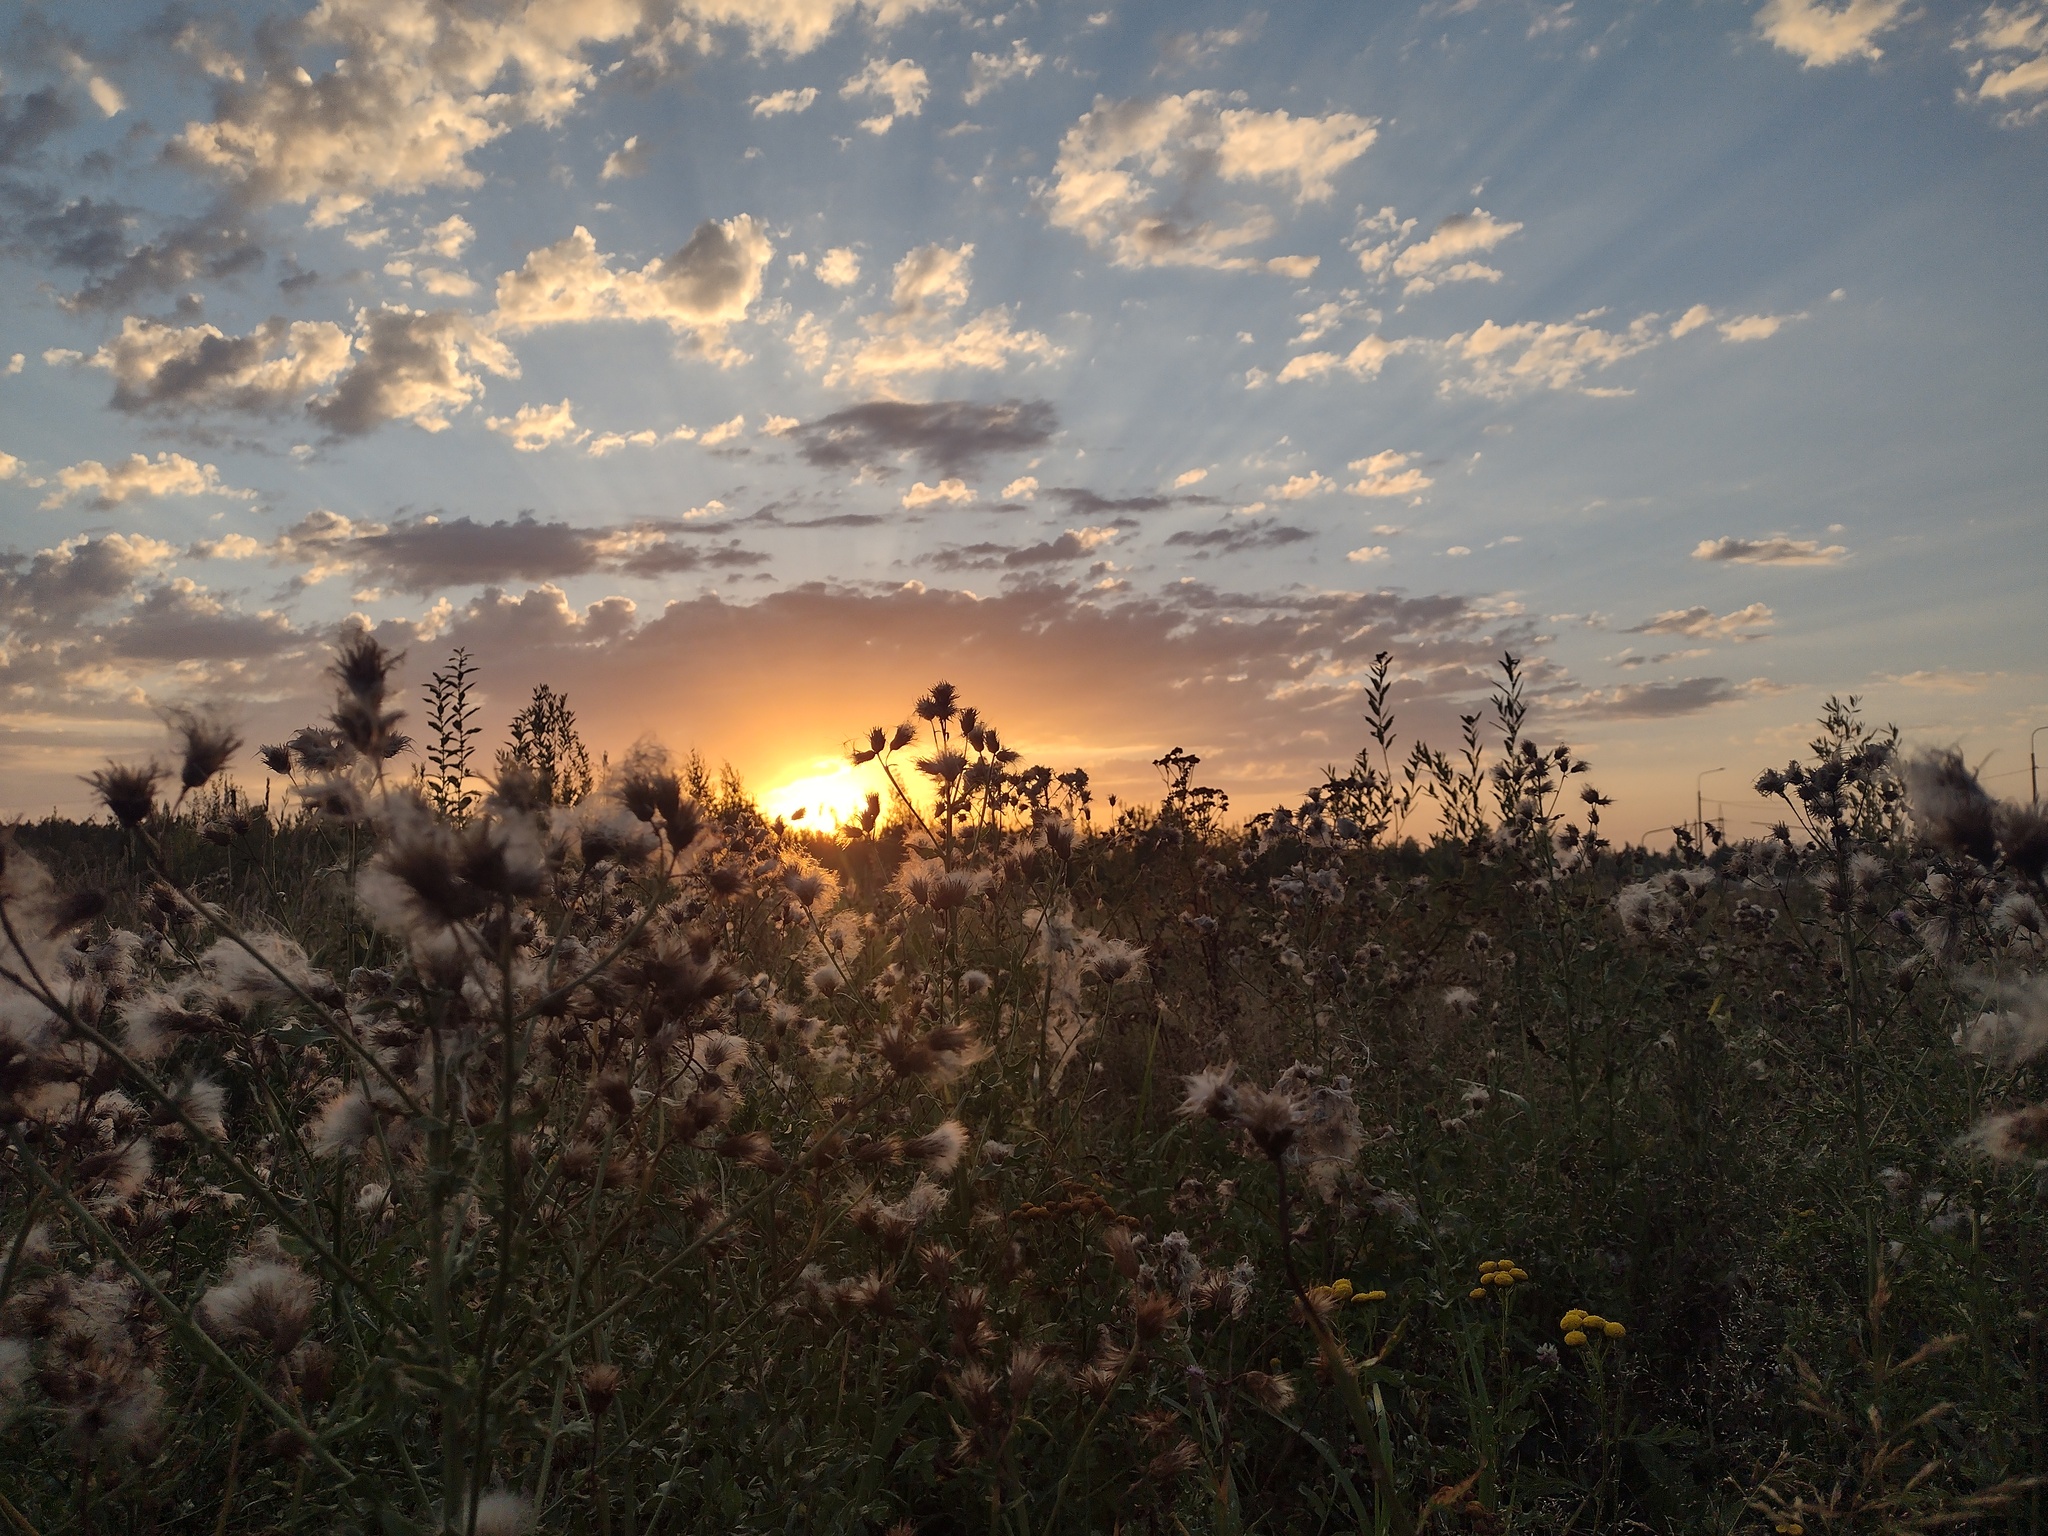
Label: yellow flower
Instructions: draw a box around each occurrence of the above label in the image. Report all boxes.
[1361,1289,1387,1303]
[1331,1278,1354,1300]
[1477,1259,1499,1274]
[1563,1329,1588,1346]
[1508,1267,1528,1281]
[1582,1314,1606,1329]
[1603,1321,1625,1339]
[1560,1309,1587,1329]
[1469,1288,1487,1300]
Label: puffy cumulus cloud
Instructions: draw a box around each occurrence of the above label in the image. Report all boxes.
[1358,207,1523,295]
[1271,471,1334,500]
[1444,312,1664,397]
[42,452,252,510]
[815,246,862,286]
[1277,333,1414,383]
[965,39,1043,104]
[1626,603,1775,638]
[1669,303,1716,339]
[753,86,819,115]
[0,533,179,626]
[202,509,768,593]
[310,306,518,434]
[1547,676,1790,718]
[85,308,512,435]
[792,398,1057,475]
[1346,450,1432,498]
[699,414,746,446]
[1692,535,1848,565]
[841,57,929,132]
[90,315,353,414]
[491,218,773,356]
[802,244,1062,388]
[486,398,586,452]
[1962,5,2048,124]
[902,477,975,508]
[170,0,661,216]
[0,451,17,479]
[1346,544,1390,564]
[1002,476,1039,500]
[1046,92,1374,272]
[1754,0,1907,67]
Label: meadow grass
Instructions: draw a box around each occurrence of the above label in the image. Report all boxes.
[1,642,2044,1535]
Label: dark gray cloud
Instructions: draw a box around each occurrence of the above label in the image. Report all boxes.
[1164,521,1313,555]
[61,213,265,312]
[1548,677,1748,718]
[222,512,771,594]
[0,87,72,166]
[929,528,1123,571]
[792,398,1058,476]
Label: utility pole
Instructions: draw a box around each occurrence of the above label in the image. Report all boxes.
[1697,766,1725,845]
[2033,725,2046,807]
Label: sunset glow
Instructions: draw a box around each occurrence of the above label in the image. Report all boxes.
[758,757,891,830]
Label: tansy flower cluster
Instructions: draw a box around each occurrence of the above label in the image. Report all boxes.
[1323,1278,1388,1305]
[1468,1257,1527,1298]
[1560,1307,1626,1346]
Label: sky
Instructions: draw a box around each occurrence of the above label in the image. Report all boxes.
[0,0,2043,839]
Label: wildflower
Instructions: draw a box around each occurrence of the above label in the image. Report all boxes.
[257,743,293,776]
[306,1086,377,1159]
[960,968,992,997]
[1961,1103,2048,1163]
[1103,1224,1143,1280]
[1007,1342,1052,1403]
[460,1490,535,1536]
[201,932,323,1006]
[1233,1085,1302,1160]
[879,1020,985,1085]
[1561,1308,1587,1329]
[1360,1289,1387,1303]
[1563,1329,1588,1346]
[1330,1277,1353,1300]
[167,708,242,793]
[1441,985,1480,1018]
[86,762,161,828]
[197,1249,318,1356]
[1176,1064,1237,1122]
[1081,936,1148,985]
[1470,1288,1488,1300]
[1237,1369,1296,1412]
[902,1120,968,1175]
[1603,1320,1625,1338]
[1902,749,1997,865]
[580,1362,624,1414]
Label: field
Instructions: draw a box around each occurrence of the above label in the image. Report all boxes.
[2,639,2045,1535]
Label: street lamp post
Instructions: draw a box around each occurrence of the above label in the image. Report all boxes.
[1697,766,1725,844]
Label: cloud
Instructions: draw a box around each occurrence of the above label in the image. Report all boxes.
[688,0,947,56]
[310,306,518,434]
[753,87,820,116]
[1670,303,1717,339]
[1625,603,1775,638]
[1158,18,1263,70]
[1445,312,1663,397]
[1046,92,1374,272]
[1691,535,1848,565]
[486,398,585,452]
[841,57,929,132]
[965,39,1043,103]
[792,398,1057,475]
[218,510,769,594]
[1962,6,2048,123]
[492,219,774,356]
[1548,676,1788,718]
[423,216,473,259]
[1754,0,1907,67]
[0,451,17,479]
[1346,544,1390,563]
[602,134,652,180]
[699,414,746,446]
[1278,333,1414,382]
[1882,668,1997,692]
[1002,476,1039,499]
[815,247,862,286]
[903,477,975,508]
[42,452,252,509]
[88,315,354,415]
[0,86,73,168]
[1271,471,1334,499]
[1346,449,1432,498]
[931,527,1119,569]
[804,244,1062,387]
[1717,311,1804,341]
[34,207,266,314]
[1173,468,1209,488]
[1164,521,1313,554]
[169,0,657,216]
[1358,207,1523,295]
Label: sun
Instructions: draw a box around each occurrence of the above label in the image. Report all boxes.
[759,756,891,829]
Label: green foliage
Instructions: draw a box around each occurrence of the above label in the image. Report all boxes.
[497,682,593,806]
[421,648,483,821]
